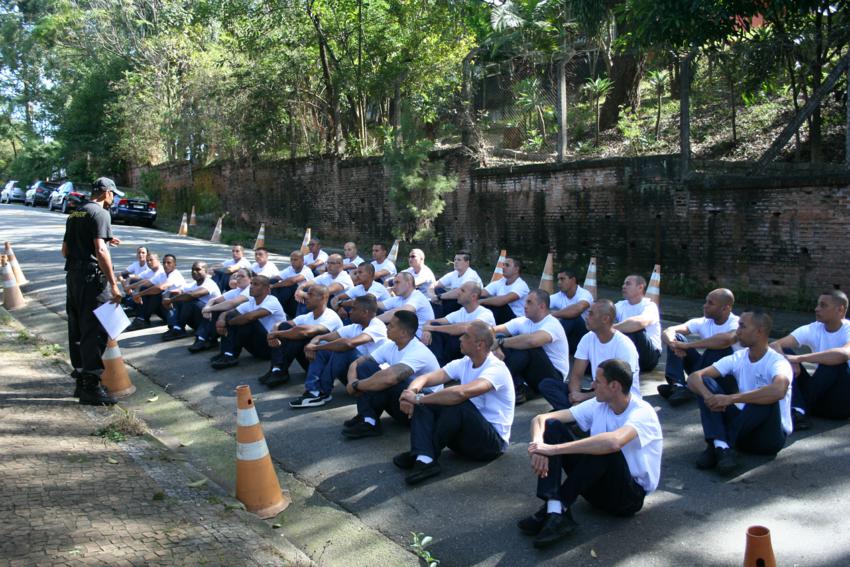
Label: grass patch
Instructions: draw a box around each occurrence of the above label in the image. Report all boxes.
[94,406,149,442]
[37,343,63,357]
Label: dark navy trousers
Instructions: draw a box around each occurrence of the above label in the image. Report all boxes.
[304,349,359,394]
[792,362,850,419]
[269,322,309,372]
[410,400,505,462]
[220,320,272,359]
[623,330,661,372]
[355,360,409,424]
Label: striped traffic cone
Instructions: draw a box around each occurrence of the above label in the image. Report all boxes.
[388,239,400,264]
[490,249,507,284]
[539,252,555,293]
[254,223,266,250]
[583,257,597,300]
[177,213,189,236]
[743,525,776,567]
[210,215,224,243]
[4,242,28,286]
[0,255,25,310]
[100,339,136,398]
[646,264,661,305]
[299,228,311,255]
[189,206,197,226]
[235,385,290,518]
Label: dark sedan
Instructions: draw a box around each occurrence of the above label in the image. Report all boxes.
[25,180,61,207]
[110,187,157,227]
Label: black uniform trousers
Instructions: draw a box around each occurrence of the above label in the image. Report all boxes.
[66,266,108,375]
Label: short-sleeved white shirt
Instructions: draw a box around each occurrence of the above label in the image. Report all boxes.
[222,285,251,301]
[685,314,742,351]
[222,257,251,270]
[138,266,163,281]
[438,268,483,290]
[712,348,794,434]
[505,314,570,378]
[181,277,222,306]
[445,305,497,326]
[549,286,594,321]
[236,294,286,333]
[293,308,343,333]
[575,330,641,397]
[370,338,441,390]
[443,354,515,444]
[279,264,315,283]
[348,281,391,302]
[485,277,530,318]
[251,261,280,279]
[304,250,329,268]
[345,255,365,269]
[152,269,186,293]
[371,258,397,277]
[337,318,388,356]
[791,320,850,369]
[381,290,435,337]
[615,298,662,351]
[313,270,354,295]
[125,261,147,276]
[570,397,663,493]
[403,265,437,295]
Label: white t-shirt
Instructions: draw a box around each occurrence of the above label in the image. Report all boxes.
[381,290,435,337]
[182,277,222,306]
[371,258,397,277]
[570,397,663,493]
[251,261,280,279]
[615,298,662,351]
[403,265,437,295]
[443,353,515,444]
[304,250,329,268]
[713,348,794,434]
[293,308,343,333]
[348,281,391,302]
[505,314,570,378]
[222,285,251,301]
[445,305,497,326]
[345,255,365,269]
[279,264,315,283]
[549,286,594,321]
[370,338,441,390]
[337,318,388,356]
[236,294,286,333]
[313,270,354,295]
[125,261,147,276]
[138,266,163,281]
[684,314,742,351]
[152,269,186,293]
[575,330,641,397]
[485,277,530,317]
[438,268,483,290]
[222,257,251,270]
[791,320,850,369]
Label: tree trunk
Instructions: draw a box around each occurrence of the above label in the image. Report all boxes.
[556,60,568,161]
[845,58,849,169]
[729,75,737,146]
[679,52,694,180]
[785,52,803,158]
[307,4,345,155]
[810,11,824,162]
[655,90,661,140]
[598,51,646,131]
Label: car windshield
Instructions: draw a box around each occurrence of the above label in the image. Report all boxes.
[119,188,151,200]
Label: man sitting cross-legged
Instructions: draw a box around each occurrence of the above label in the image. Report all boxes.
[342,241,365,273]
[370,242,397,283]
[188,268,252,353]
[479,257,530,325]
[262,285,343,388]
[393,321,515,485]
[270,250,314,319]
[293,253,353,315]
[289,295,388,408]
[377,272,435,338]
[402,248,436,294]
[211,244,251,291]
[428,250,482,318]
[518,359,662,549]
[332,263,391,318]
[250,247,280,279]
[304,237,329,275]
[688,311,793,475]
[549,268,594,358]
[161,261,221,342]
[118,246,149,288]
[341,311,440,439]
[421,281,495,366]
[126,254,186,331]
[613,274,662,372]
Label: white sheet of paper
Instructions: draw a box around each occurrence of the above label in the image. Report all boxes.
[94,301,131,340]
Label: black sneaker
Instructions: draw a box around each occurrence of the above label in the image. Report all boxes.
[188,338,215,353]
[715,447,739,475]
[211,354,239,370]
[515,384,528,406]
[209,352,227,363]
[668,386,695,407]
[161,328,188,342]
[405,460,442,485]
[392,451,416,470]
[265,370,290,388]
[71,369,82,398]
[517,505,548,536]
[343,414,364,429]
[532,510,578,548]
[657,383,673,399]
[695,444,718,470]
[258,369,273,385]
[793,410,812,431]
[342,420,382,439]
[78,376,118,406]
[126,318,150,332]
[290,391,332,408]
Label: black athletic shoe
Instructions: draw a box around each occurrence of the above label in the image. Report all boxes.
[211,354,239,370]
[515,384,528,406]
[392,451,416,470]
[695,444,718,470]
[715,448,739,475]
[668,386,695,407]
[405,460,441,485]
[289,391,332,408]
[532,510,578,549]
[71,370,82,398]
[126,318,150,332]
[657,383,673,399]
[188,338,216,353]
[161,328,188,342]
[342,420,382,439]
[792,410,812,431]
[264,370,290,388]
[209,352,227,363]
[343,414,364,429]
[517,505,548,536]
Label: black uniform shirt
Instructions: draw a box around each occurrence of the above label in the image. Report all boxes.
[63,201,113,270]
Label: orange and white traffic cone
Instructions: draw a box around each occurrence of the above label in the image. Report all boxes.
[235,385,290,518]
[647,264,661,305]
[254,223,266,250]
[299,228,311,255]
[388,239,400,264]
[743,525,776,567]
[177,213,189,236]
[1,255,25,310]
[189,205,197,226]
[584,257,597,300]
[490,249,507,284]
[100,338,136,398]
[4,242,28,286]
[539,252,555,293]
[210,215,224,243]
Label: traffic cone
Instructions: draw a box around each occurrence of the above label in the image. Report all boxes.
[539,252,555,293]
[254,223,266,250]
[177,213,189,236]
[235,385,290,518]
[583,257,597,300]
[210,215,224,243]
[388,239,400,264]
[299,228,311,255]
[4,242,28,286]
[646,264,661,305]
[1,255,25,310]
[490,249,507,284]
[100,338,136,398]
[743,525,776,567]
[189,206,197,226]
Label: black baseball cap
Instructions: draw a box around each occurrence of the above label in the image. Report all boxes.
[91,177,124,197]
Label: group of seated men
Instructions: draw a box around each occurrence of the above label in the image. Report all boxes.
[115,239,850,549]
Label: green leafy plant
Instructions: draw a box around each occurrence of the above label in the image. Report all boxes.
[583,77,614,146]
[646,69,669,140]
[410,532,440,567]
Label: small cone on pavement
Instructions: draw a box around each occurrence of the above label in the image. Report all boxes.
[490,249,507,284]
[388,239,400,264]
[177,213,189,236]
[210,215,224,243]
[646,264,662,305]
[584,257,598,300]
[100,338,136,398]
[539,251,555,293]
[235,385,290,518]
[299,228,311,255]
[254,223,266,250]
[743,525,776,567]
[4,242,28,286]
[1,255,25,310]
[189,206,197,226]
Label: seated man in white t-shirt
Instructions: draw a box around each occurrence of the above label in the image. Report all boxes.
[211,244,251,291]
[118,246,149,287]
[660,288,739,406]
[293,253,353,314]
[538,299,640,411]
[370,242,397,283]
[421,281,496,365]
[127,254,187,330]
[428,251,483,318]
[189,268,253,353]
[250,247,280,279]
[161,261,222,342]
[332,263,391,317]
[211,275,285,370]
[342,311,440,439]
[263,285,343,388]
[519,359,662,549]
[394,321,515,485]
[549,268,593,358]
[613,275,662,372]
[479,257,530,325]
[770,290,850,428]
[304,237,329,275]
[123,251,164,310]
[493,289,570,407]
[378,272,435,338]
[342,241,365,273]
[270,250,314,319]
[689,311,793,475]
[402,248,436,295]
[290,295,388,408]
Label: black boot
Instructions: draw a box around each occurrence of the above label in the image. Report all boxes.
[78,373,118,406]
[71,369,83,398]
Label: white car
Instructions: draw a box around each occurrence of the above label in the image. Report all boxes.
[1,180,26,204]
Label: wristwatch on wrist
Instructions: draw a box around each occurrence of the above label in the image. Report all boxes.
[415,392,424,405]
[497,337,505,347]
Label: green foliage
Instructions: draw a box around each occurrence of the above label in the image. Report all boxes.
[617,110,650,156]
[410,532,440,567]
[584,77,614,146]
[138,170,163,203]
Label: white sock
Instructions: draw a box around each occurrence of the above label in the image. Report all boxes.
[197,336,206,341]
[416,455,434,465]
[713,440,730,450]
[309,390,320,397]
[794,407,806,416]
[172,326,181,331]
[364,417,376,426]
[271,367,282,373]
[547,500,562,515]
[224,352,234,357]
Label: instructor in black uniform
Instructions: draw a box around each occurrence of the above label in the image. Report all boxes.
[62,177,123,405]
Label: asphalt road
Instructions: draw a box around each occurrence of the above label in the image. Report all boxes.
[3,203,850,566]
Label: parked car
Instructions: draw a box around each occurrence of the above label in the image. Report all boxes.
[110,187,157,227]
[48,181,90,213]
[1,180,26,204]
[25,180,61,207]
